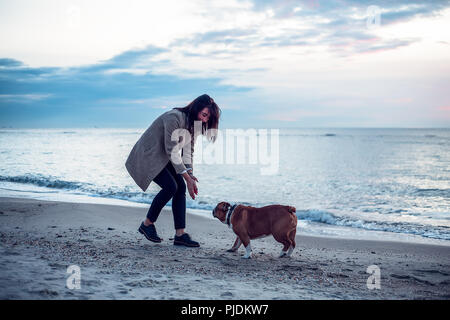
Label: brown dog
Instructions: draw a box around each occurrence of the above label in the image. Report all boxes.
[212,202,297,259]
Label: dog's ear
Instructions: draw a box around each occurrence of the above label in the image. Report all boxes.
[222,202,231,211]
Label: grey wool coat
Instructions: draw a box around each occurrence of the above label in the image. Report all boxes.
[125,108,194,192]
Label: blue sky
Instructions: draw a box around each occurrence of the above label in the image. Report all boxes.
[1,0,449,128]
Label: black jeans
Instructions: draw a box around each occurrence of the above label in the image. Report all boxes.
[146,162,186,230]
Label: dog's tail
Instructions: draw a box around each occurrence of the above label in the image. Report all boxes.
[287,206,296,214]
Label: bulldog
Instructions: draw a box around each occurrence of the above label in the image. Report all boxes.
[212,202,297,259]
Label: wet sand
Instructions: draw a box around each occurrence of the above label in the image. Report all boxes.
[0,197,449,299]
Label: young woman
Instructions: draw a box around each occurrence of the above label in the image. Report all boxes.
[125,94,221,247]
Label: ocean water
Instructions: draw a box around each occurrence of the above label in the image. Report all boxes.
[0,128,449,245]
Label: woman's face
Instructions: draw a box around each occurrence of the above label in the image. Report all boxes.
[198,107,210,123]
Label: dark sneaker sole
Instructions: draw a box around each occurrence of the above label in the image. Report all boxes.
[138,227,162,243]
[173,240,200,247]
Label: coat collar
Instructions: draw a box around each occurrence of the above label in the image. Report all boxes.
[170,109,189,129]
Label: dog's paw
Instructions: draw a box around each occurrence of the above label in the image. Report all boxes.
[226,248,236,253]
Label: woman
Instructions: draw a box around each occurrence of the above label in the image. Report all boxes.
[125,94,221,247]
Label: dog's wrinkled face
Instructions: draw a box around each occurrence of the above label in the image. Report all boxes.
[212,201,231,223]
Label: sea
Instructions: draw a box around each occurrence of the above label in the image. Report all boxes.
[1,127,449,246]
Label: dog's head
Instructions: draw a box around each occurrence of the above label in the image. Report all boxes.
[212,201,231,223]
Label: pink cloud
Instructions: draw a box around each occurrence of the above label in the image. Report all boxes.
[262,109,324,122]
[386,97,414,104]
[434,105,450,119]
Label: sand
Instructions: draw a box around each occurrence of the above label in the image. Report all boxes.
[0,196,449,300]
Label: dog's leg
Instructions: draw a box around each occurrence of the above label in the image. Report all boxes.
[234,232,251,259]
[238,235,252,259]
[287,246,294,257]
[273,232,291,258]
[288,228,296,249]
[278,238,291,258]
[243,242,252,259]
[286,226,297,257]
[227,237,242,252]
[279,249,288,258]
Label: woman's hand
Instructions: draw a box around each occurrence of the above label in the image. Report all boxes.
[186,177,198,200]
[182,172,198,200]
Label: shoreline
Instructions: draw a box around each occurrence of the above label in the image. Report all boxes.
[1,196,449,299]
[1,185,448,247]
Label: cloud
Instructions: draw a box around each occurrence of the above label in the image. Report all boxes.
[237,0,450,55]
[0,45,253,127]
[0,94,52,103]
[354,38,419,54]
[77,45,169,73]
[248,0,449,20]
[262,109,325,122]
[379,2,450,25]
[0,58,24,67]
[1,0,449,128]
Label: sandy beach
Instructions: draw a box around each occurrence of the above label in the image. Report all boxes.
[0,196,449,300]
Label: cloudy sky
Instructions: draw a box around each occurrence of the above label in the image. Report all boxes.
[1,0,449,128]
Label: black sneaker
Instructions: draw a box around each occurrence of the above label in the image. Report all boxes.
[173,233,200,247]
[138,222,162,243]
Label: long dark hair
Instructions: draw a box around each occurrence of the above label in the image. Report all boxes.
[174,94,221,142]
